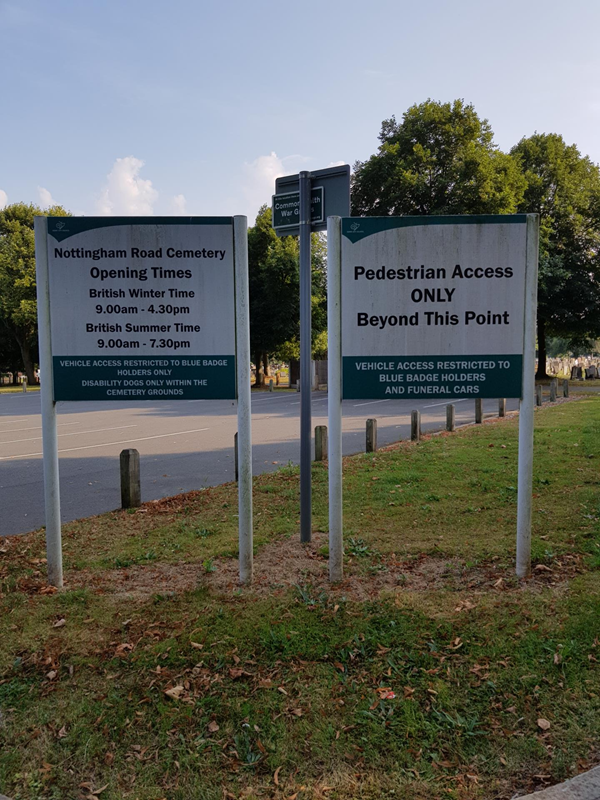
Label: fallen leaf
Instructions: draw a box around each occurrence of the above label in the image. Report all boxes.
[164,685,184,701]
[52,618,66,628]
[57,725,67,738]
[190,641,203,650]
[207,720,220,733]
[273,766,281,786]
[114,643,133,657]
[46,670,58,681]
[537,718,551,731]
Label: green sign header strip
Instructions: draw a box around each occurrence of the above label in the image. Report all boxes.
[46,216,233,243]
[342,214,528,243]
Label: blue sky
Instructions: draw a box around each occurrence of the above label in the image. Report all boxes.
[1,0,599,222]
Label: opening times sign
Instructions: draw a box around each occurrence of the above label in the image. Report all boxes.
[341,216,529,400]
[45,217,236,401]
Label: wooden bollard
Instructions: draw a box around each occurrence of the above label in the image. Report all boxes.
[315,425,328,461]
[22,377,27,393]
[366,419,377,453]
[120,449,141,509]
[475,398,483,424]
[498,398,506,417]
[446,404,455,432]
[549,379,557,402]
[563,379,569,398]
[234,432,239,482]
[411,410,420,442]
[535,385,543,406]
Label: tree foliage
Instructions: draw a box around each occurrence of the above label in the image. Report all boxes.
[352,99,525,217]
[248,206,327,381]
[511,133,600,375]
[0,202,69,383]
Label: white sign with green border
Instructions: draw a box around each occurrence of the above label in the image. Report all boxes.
[326,214,539,584]
[34,215,254,589]
[44,217,236,401]
[340,216,530,400]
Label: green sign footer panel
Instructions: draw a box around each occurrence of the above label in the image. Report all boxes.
[343,355,523,400]
[53,356,236,401]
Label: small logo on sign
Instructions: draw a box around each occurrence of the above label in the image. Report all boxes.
[350,222,360,231]
[55,221,65,230]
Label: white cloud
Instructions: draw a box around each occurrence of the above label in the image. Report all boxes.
[170,193,187,215]
[97,156,158,215]
[242,151,295,222]
[38,186,56,207]
[0,189,7,209]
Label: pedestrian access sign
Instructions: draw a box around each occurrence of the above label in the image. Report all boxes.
[338,215,531,400]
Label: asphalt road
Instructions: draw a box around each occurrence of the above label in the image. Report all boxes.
[0,390,518,536]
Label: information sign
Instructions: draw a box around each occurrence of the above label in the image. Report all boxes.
[45,217,236,401]
[272,165,350,236]
[272,187,323,230]
[327,214,539,583]
[340,216,529,400]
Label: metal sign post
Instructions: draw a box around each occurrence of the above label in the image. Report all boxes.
[273,165,350,545]
[299,172,312,543]
[327,214,539,581]
[34,215,253,585]
[34,217,63,587]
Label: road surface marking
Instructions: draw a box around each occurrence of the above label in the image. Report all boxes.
[422,399,469,409]
[0,422,81,434]
[0,427,210,461]
[352,399,390,407]
[0,425,137,445]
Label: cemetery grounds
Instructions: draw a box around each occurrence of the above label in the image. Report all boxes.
[1,394,599,800]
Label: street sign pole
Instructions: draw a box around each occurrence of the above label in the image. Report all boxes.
[272,165,350,546]
[516,214,539,578]
[34,216,63,588]
[327,216,343,580]
[299,171,312,543]
[234,216,254,583]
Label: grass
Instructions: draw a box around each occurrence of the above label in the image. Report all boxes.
[1,397,600,799]
[0,384,40,393]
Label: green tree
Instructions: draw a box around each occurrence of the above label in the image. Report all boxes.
[511,133,600,377]
[0,311,24,384]
[352,99,525,217]
[0,202,70,384]
[248,205,327,384]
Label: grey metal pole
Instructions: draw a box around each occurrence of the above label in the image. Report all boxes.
[34,216,63,588]
[234,216,253,584]
[516,215,539,579]
[299,171,312,543]
[327,216,343,581]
